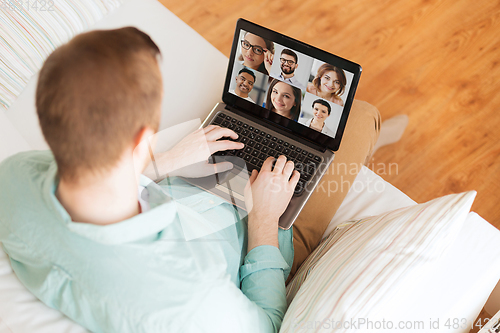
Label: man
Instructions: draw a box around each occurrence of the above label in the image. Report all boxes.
[0,27,382,333]
[230,67,257,103]
[0,28,299,333]
[274,48,305,90]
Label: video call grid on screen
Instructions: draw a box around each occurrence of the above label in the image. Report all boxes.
[226,27,357,143]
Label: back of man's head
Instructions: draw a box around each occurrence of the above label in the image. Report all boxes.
[36,27,162,182]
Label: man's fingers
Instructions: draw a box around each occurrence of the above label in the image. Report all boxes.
[203,124,238,140]
[249,169,258,184]
[205,126,239,141]
[245,169,258,193]
[289,170,300,187]
[283,160,294,177]
[261,156,274,172]
[209,140,244,154]
[203,124,218,134]
[273,155,287,173]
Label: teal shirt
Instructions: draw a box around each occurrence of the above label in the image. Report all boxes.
[0,151,294,333]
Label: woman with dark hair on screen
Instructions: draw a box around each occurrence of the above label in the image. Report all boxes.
[265,79,302,121]
[303,99,336,136]
[306,63,347,106]
[238,32,274,75]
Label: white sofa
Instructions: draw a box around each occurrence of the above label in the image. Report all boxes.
[1,0,500,332]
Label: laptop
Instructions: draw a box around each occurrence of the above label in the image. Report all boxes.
[184,19,362,230]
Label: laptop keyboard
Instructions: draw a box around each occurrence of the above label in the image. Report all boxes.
[210,112,322,196]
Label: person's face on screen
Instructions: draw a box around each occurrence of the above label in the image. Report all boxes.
[280,54,297,75]
[319,70,341,94]
[235,72,255,94]
[312,103,329,123]
[241,34,267,70]
[271,82,296,113]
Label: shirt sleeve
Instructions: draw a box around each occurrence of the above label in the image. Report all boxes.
[239,245,290,332]
[185,245,290,333]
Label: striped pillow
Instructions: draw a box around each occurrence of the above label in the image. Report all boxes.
[0,0,123,111]
[281,191,476,332]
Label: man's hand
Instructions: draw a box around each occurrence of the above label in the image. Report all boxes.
[143,125,244,179]
[244,155,300,252]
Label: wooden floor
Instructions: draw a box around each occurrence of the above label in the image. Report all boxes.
[159,0,500,229]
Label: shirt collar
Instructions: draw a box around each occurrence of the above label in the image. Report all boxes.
[44,162,177,245]
[279,73,295,82]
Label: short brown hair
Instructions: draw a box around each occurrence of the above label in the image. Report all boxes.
[36,27,162,181]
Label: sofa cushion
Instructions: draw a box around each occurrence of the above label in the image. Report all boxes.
[281,191,476,332]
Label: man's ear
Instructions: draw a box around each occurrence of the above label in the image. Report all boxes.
[133,126,155,149]
[132,126,156,176]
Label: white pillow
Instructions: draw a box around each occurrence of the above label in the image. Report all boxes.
[281,191,476,332]
[0,0,123,111]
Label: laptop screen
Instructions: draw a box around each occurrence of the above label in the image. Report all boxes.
[222,19,362,152]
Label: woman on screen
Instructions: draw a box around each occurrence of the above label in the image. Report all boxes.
[238,32,274,75]
[265,79,301,121]
[303,99,335,136]
[306,64,346,106]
